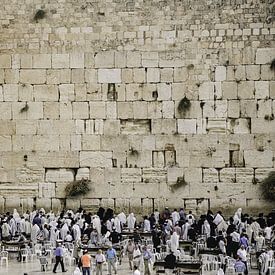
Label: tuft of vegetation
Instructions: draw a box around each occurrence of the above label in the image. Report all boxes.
[270,59,275,71]
[187,64,194,70]
[177,96,191,117]
[34,9,46,22]
[206,147,216,157]
[169,176,188,192]
[261,171,275,201]
[129,147,139,156]
[65,178,90,197]
[264,114,274,121]
[20,102,29,113]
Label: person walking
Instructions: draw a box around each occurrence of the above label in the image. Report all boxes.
[106,245,117,275]
[80,249,92,275]
[95,249,106,275]
[143,245,152,275]
[53,243,67,273]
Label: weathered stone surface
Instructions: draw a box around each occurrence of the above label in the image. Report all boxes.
[80,151,113,167]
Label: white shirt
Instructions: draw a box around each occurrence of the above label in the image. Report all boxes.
[133,270,141,275]
[237,248,247,261]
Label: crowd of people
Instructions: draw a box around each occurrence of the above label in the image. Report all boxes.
[0,206,274,274]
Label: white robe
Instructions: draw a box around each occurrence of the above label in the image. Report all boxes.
[127,213,136,231]
[213,213,223,226]
[143,219,151,232]
[118,212,127,225]
[114,217,122,233]
[9,218,17,236]
[92,215,101,235]
[31,224,40,244]
[170,232,179,253]
[233,208,242,226]
[182,222,190,241]
[24,220,32,235]
[171,211,180,225]
[72,224,81,241]
[202,220,211,238]
[60,223,69,240]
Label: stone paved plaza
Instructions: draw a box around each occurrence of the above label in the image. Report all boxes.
[0,257,261,275]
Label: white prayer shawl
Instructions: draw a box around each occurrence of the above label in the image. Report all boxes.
[50,227,57,243]
[31,224,40,244]
[39,208,46,215]
[182,222,190,241]
[213,213,223,226]
[60,223,69,240]
[9,218,17,236]
[217,220,228,232]
[154,211,160,223]
[251,221,261,238]
[106,220,113,232]
[127,213,136,230]
[171,211,180,225]
[13,209,21,223]
[2,223,11,238]
[202,220,211,238]
[114,217,122,233]
[41,216,47,226]
[187,214,195,225]
[72,224,81,241]
[143,219,151,232]
[233,208,242,225]
[78,218,84,229]
[264,226,272,240]
[43,228,50,241]
[65,218,72,227]
[245,223,253,243]
[30,210,37,224]
[19,219,25,233]
[24,220,32,235]
[170,232,179,253]
[51,229,60,243]
[92,215,101,234]
[118,212,127,225]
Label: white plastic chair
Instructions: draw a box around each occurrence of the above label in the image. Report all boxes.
[0,251,8,266]
[21,248,29,262]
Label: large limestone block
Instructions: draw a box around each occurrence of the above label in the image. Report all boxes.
[104,168,121,184]
[148,102,162,118]
[98,69,121,83]
[237,81,255,99]
[72,102,89,119]
[16,166,44,183]
[167,167,184,182]
[127,52,141,67]
[133,68,146,83]
[0,135,12,151]
[70,53,84,68]
[39,182,55,198]
[117,102,133,119]
[157,83,171,100]
[251,118,275,133]
[270,81,275,99]
[228,100,240,118]
[147,68,160,83]
[203,168,219,183]
[52,54,70,68]
[33,54,51,68]
[35,152,79,168]
[46,169,74,182]
[0,55,11,68]
[162,101,174,118]
[133,102,148,119]
[177,119,197,134]
[257,99,272,118]
[244,150,273,168]
[235,168,254,183]
[255,168,274,182]
[89,102,106,119]
[0,184,38,198]
[246,65,260,80]
[215,66,226,81]
[199,82,214,100]
[20,69,46,84]
[255,81,269,99]
[19,84,33,101]
[127,150,152,168]
[222,82,237,99]
[80,151,113,167]
[0,121,15,135]
[103,120,120,135]
[207,118,227,134]
[3,84,18,101]
[0,102,12,119]
[59,84,75,102]
[142,168,167,183]
[20,54,32,68]
[152,119,176,134]
[4,69,19,84]
[20,198,34,213]
[121,119,151,135]
[121,168,142,183]
[34,135,59,151]
[256,48,275,64]
[95,51,114,68]
[215,100,227,118]
[33,85,58,101]
[36,198,52,211]
[82,135,101,150]
[152,151,165,167]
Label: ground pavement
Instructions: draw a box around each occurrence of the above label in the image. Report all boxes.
[0,257,260,275]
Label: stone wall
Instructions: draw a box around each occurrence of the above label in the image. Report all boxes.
[0,0,274,215]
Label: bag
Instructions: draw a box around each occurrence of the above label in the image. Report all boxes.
[73,267,82,275]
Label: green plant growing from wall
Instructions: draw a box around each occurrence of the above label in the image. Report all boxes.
[169,176,188,192]
[261,171,275,201]
[177,96,191,117]
[65,178,91,197]
[34,9,46,22]
[129,146,139,156]
[20,102,29,113]
[270,58,275,71]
